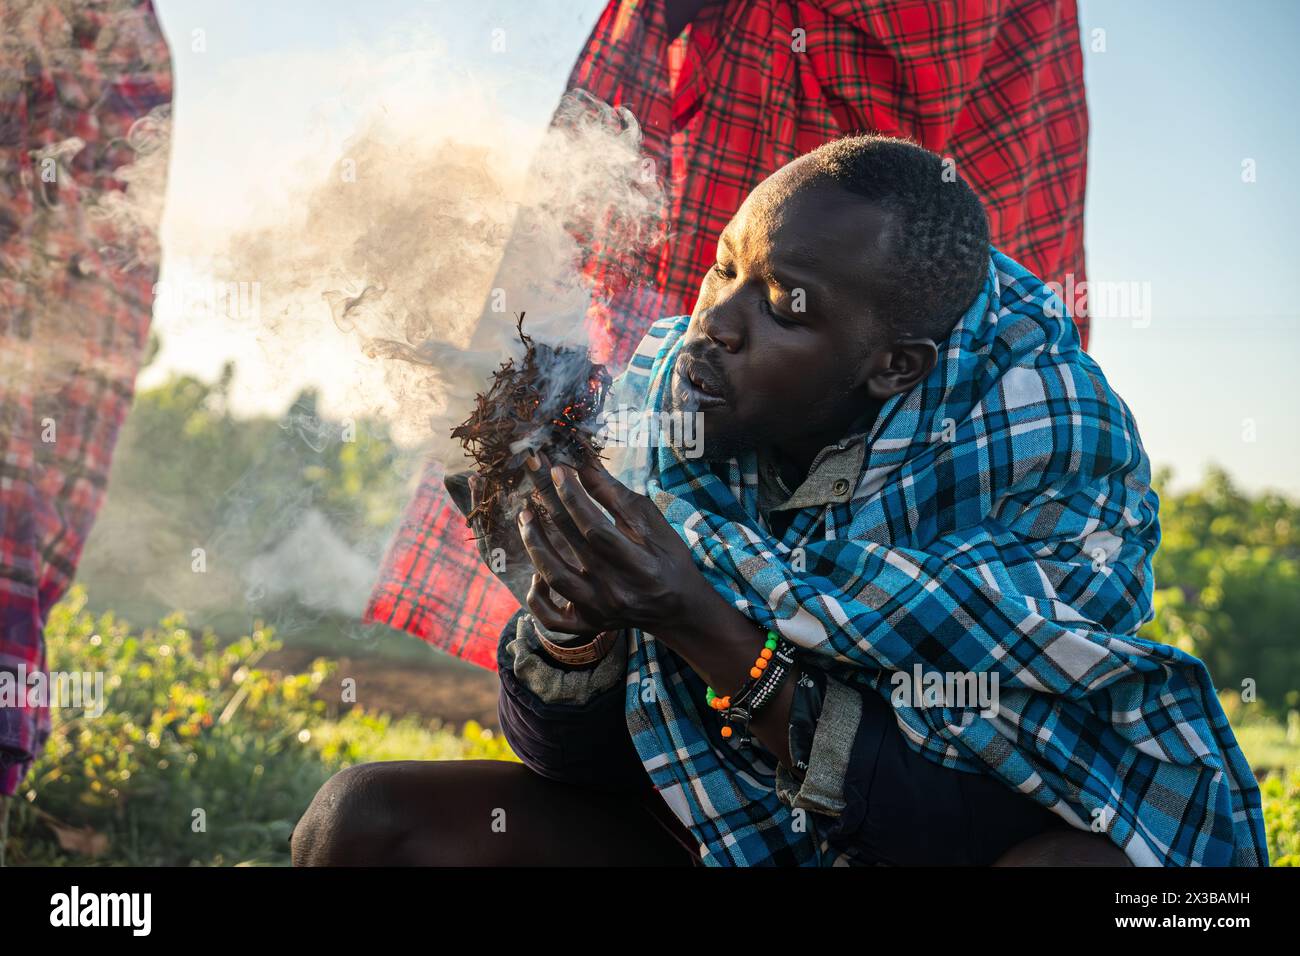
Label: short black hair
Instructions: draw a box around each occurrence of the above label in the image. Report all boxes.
[805,135,990,342]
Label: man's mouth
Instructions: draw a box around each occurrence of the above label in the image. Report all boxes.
[676,353,728,409]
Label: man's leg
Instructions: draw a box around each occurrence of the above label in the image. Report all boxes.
[291,759,696,866]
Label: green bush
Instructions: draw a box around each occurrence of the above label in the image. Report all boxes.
[1262,770,1300,866]
[4,590,515,866]
[1217,693,1300,866]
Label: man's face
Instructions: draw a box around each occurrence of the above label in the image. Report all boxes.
[670,163,894,462]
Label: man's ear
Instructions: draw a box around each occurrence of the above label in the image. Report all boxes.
[859,338,938,400]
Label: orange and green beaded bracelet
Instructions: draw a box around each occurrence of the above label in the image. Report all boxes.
[706,631,785,740]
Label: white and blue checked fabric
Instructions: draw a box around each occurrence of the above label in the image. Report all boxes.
[605,249,1268,867]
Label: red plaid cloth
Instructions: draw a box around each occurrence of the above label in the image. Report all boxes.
[365,0,1090,667]
[0,0,172,795]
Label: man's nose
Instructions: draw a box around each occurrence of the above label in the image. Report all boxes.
[698,301,744,353]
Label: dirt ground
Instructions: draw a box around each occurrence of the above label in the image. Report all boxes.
[264,645,501,729]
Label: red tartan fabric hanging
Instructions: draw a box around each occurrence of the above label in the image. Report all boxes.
[365,0,1090,666]
[0,0,173,794]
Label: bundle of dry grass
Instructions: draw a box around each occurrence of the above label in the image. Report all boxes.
[451,315,611,538]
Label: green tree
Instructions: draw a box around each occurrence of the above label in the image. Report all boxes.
[1143,467,1300,712]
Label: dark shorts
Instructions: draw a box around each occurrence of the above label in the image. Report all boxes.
[649,684,1067,866]
[820,684,1068,865]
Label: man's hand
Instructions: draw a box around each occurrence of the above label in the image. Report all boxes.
[519,452,802,770]
[517,451,710,637]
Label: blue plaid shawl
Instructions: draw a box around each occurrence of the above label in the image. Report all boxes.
[605,249,1268,867]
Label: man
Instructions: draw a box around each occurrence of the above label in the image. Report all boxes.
[293,137,1266,867]
[366,0,1093,670]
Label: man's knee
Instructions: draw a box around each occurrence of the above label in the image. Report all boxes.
[292,763,409,866]
[993,828,1132,867]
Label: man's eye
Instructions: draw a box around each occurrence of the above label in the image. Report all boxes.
[762,297,799,328]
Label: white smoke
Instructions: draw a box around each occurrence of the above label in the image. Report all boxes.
[224,88,667,459]
[245,509,375,618]
[15,6,671,634]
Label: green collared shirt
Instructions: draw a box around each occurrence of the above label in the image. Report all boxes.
[755,426,870,530]
[756,423,877,821]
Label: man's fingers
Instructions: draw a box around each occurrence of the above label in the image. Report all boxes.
[526,573,597,635]
[518,508,595,606]
[550,463,638,559]
[527,450,590,555]
[577,457,648,543]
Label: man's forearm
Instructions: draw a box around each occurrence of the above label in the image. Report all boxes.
[654,580,800,773]
[496,612,651,793]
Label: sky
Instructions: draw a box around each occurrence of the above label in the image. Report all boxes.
[145,0,1300,494]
